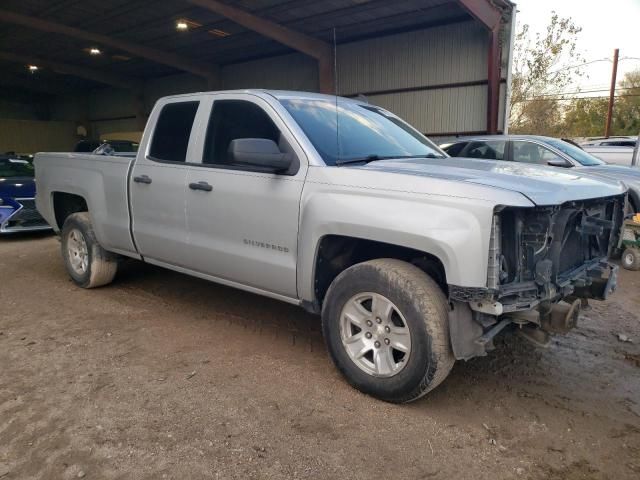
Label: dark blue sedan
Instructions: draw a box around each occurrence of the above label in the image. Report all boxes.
[0,156,50,233]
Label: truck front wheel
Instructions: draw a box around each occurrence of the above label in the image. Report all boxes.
[322,259,454,403]
[61,212,118,288]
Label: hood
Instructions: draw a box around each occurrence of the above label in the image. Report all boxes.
[576,164,640,185]
[358,157,626,206]
[0,176,36,199]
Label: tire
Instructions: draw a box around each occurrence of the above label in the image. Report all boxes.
[622,248,640,271]
[61,212,118,288]
[322,258,455,403]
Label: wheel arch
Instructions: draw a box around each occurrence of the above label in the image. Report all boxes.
[304,234,448,313]
[52,191,89,230]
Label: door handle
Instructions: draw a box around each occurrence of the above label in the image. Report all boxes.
[133,175,152,184]
[189,181,213,192]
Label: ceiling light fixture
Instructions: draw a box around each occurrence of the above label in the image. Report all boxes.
[176,18,202,31]
[89,47,101,55]
[27,65,38,72]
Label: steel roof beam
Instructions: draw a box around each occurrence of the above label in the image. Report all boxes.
[0,8,219,83]
[0,51,141,91]
[187,0,335,93]
[458,0,502,31]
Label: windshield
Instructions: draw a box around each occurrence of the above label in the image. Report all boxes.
[0,158,34,178]
[544,138,606,166]
[280,98,445,165]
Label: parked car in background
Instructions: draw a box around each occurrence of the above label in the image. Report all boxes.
[440,135,640,212]
[582,136,637,147]
[581,136,637,166]
[0,155,50,233]
[35,90,625,403]
[74,139,140,153]
[580,137,637,166]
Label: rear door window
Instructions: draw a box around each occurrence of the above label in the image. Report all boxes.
[461,140,506,160]
[602,141,636,147]
[443,142,468,157]
[149,101,199,162]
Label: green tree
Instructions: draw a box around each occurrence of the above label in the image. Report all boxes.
[561,97,608,137]
[560,69,640,137]
[613,69,640,135]
[509,12,585,134]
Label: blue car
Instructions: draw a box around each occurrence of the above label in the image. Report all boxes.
[0,156,50,233]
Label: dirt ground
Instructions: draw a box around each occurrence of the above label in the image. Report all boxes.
[1,233,639,480]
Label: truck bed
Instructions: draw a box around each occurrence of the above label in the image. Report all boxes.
[34,152,138,257]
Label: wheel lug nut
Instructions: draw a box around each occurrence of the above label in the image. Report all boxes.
[384,338,390,345]
[385,326,391,333]
[376,317,382,324]
[366,320,373,327]
[374,341,381,348]
[365,332,372,339]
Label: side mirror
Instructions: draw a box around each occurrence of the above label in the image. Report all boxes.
[228,138,292,172]
[547,158,572,168]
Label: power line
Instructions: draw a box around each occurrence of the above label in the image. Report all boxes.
[548,58,609,74]
[544,56,640,75]
[523,85,638,98]
[514,93,640,103]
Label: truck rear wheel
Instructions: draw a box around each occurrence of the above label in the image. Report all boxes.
[61,212,118,288]
[322,259,454,403]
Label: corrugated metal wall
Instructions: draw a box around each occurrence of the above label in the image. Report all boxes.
[337,21,491,135]
[199,20,496,136]
[0,119,77,153]
[20,18,503,145]
[222,53,318,91]
[0,97,49,121]
[367,85,487,135]
[338,22,487,94]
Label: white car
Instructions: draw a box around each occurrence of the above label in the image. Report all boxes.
[581,137,637,166]
[582,136,637,147]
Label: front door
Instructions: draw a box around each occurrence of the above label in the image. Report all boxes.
[183,94,307,298]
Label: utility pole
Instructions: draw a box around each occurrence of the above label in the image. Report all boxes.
[605,48,619,138]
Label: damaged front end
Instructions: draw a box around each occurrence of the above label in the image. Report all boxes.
[449,194,624,360]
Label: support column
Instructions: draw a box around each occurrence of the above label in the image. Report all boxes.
[486,27,501,134]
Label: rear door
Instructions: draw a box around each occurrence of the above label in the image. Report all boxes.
[129,97,201,266]
[181,93,308,298]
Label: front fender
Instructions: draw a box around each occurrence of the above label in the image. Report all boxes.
[297,181,515,303]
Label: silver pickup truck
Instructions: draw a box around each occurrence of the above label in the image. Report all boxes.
[35,90,625,403]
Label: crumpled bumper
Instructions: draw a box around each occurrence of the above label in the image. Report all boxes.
[449,257,618,314]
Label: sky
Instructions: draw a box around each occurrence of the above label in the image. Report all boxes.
[513,0,640,95]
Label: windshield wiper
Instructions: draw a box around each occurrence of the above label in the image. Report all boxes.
[336,153,442,166]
